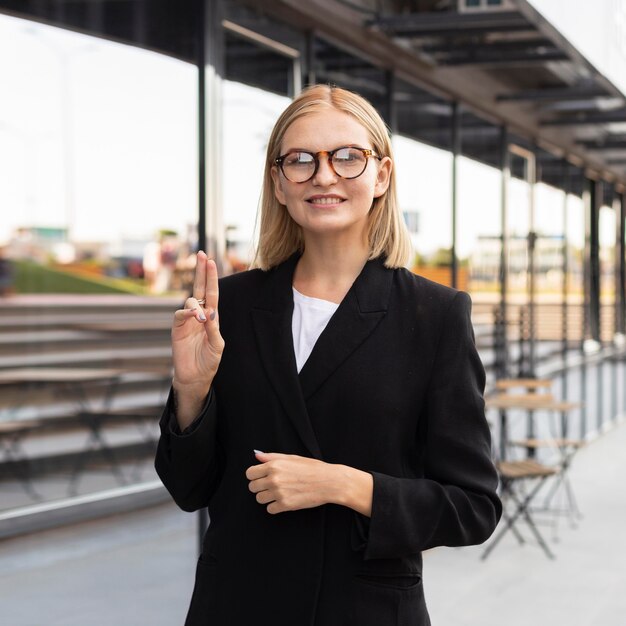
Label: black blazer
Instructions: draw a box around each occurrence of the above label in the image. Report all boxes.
[155,251,501,626]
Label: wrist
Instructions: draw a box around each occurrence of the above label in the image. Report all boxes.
[171,379,212,430]
[333,464,373,517]
[172,378,211,400]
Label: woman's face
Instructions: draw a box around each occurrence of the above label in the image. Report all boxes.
[270,109,392,244]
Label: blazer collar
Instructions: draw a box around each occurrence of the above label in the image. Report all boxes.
[251,250,393,458]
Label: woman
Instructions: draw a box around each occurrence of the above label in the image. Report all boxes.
[155,84,501,626]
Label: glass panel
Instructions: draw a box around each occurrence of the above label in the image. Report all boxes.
[222,80,291,267]
[393,135,453,284]
[599,205,616,343]
[457,157,501,370]
[566,192,585,345]
[222,20,296,268]
[534,182,565,346]
[0,13,197,511]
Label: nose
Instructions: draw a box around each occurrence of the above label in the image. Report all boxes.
[311,155,338,186]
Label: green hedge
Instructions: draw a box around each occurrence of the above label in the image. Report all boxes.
[14,261,146,294]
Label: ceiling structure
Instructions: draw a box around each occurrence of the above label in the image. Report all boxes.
[1,0,625,196]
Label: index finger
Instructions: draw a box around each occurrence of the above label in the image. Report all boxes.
[245,465,268,480]
[193,250,207,301]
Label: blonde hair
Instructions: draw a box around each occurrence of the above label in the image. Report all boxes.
[251,84,412,270]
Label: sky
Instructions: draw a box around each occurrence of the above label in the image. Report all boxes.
[527,0,626,97]
[0,6,620,261]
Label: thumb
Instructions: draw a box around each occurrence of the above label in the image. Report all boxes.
[253,449,278,461]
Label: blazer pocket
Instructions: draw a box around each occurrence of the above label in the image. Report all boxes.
[350,572,424,626]
[354,572,422,591]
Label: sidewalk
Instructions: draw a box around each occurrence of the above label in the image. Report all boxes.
[424,417,626,626]
[1,421,625,626]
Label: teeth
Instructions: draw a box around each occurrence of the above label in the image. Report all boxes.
[309,197,344,205]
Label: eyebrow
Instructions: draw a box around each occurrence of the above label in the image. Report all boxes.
[281,144,368,154]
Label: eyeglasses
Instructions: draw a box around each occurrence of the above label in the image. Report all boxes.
[274,146,381,183]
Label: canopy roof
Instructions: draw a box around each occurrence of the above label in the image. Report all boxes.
[1,0,624,194]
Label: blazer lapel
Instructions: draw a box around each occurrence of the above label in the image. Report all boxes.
[251,252,323,459]
[298,256,393,400]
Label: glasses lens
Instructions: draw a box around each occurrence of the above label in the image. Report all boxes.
[332,148,367,178]
[282,152,316,182]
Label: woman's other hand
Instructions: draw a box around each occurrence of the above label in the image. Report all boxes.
[246,452,373,517]
[171,250,225,428]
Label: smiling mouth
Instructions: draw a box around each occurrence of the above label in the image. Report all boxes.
[307,197,346,205]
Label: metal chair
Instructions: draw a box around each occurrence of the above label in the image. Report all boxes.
[481,458,560,560]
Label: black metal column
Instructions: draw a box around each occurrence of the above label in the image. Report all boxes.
[384,70,397,135]
[614,191,626,415]
[197,0,225,266]
[588,178,601,343]
[304,30,316,87]
[498,125,510,371]
[561,163,570,438]
[617,191,626,336]
[498,125,510,459]
[451,101,460,290]
[196,0,225,554]
[527,151,537,378]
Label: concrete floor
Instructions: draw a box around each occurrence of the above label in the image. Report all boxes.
[1,420,625,626]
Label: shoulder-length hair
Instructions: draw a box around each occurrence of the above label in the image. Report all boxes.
[250,84,412,270]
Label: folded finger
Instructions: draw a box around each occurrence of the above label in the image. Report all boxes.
[173,307,202,327]
[183,297,207,322]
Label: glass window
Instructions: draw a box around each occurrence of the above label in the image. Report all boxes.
[0,12,197,510]
[394,135,453,280]
[599,204,616,342]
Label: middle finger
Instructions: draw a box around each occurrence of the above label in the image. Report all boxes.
[193,250,207,301]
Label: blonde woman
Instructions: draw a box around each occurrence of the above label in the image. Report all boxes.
[155,84,501,626]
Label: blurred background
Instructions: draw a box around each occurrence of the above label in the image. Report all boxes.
[0,1,625,625]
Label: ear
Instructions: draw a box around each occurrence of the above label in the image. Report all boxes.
[270,165,287,205]
[373,156,392,198]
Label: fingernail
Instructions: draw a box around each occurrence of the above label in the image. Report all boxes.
[210,310,216,321]
[253,449,264,455]
[198,312,207,321]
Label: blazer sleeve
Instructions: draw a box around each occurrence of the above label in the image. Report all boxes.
[352,290,502,560]
[154,387,224,512]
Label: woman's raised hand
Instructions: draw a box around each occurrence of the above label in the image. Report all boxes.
[171,251,225,427]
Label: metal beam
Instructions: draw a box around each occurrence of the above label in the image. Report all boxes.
[366,10,532,36]
[577,138,626,150]
[496,85,609,102]
[421,38,554,55]
[541,108,626,126]
[442,50,568,66]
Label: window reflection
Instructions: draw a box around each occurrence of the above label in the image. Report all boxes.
[0,14,197,509]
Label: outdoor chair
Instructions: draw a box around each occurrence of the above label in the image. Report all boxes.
[509,436,585,532]
[481,458,561,560]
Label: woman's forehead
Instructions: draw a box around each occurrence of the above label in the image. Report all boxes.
[281,110,372,151]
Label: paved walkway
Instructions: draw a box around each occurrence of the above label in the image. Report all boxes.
[1,420,625,626]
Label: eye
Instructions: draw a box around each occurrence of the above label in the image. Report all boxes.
[334,148,362,162]
[285,152,314,166]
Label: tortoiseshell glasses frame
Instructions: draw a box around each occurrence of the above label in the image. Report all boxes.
[274,146,381,183]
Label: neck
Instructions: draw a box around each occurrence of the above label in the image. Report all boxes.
[293,233,371,300]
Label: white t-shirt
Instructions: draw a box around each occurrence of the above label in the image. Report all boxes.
[292,287,340,373]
